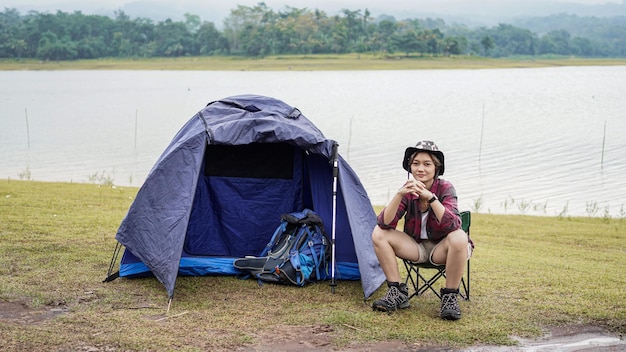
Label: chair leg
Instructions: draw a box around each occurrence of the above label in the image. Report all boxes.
[463,259,470,300]
[417,268,444,299]
[403,260,419,300]
[403,259,471,301]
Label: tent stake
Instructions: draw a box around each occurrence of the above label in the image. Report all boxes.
[167,298,172,313]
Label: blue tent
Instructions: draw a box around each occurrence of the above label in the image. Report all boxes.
[105,94,385,299]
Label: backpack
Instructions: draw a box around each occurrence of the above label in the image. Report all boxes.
[233,209,330,286]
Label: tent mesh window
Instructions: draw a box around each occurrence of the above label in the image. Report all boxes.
[204,142,294,179]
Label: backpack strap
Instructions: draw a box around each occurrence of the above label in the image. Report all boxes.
[288,224,310,285]
[305,226,323,280]
[259,220,288,257]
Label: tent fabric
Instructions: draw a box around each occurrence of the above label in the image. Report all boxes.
[114,94,385,299]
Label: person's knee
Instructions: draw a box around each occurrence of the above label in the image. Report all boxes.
[447,229,468,250]
[371,226,387,245]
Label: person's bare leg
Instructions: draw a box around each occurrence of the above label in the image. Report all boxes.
[431,229,468,288]
[371,226,420,282]
[371,226,420,312]
[431,229,468,320]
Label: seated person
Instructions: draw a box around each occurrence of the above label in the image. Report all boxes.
[371,140,473,320]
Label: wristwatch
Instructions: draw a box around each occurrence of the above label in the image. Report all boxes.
[428,194,438,204]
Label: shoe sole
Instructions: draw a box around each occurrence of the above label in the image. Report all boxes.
[372,301,410,312]
[440,309,461,320]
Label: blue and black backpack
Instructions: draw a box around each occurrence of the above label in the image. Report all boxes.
[233,209,330,286]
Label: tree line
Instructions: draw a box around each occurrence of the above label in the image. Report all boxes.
[1,4,625,61]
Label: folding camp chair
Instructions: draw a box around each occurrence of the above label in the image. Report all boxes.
[403,211,471,300]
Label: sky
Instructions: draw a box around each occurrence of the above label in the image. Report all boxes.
[2,0,622,5]
[1,0,624,26]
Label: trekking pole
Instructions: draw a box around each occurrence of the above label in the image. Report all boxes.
[330,143,339,294]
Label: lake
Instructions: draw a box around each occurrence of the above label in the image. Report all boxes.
[1,67,625,217]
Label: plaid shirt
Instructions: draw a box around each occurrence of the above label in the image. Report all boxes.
[377,178,461,243]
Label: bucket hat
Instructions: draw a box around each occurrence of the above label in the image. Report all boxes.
[402,140,445,175]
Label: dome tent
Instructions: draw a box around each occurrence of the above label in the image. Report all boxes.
[105,94,385,300]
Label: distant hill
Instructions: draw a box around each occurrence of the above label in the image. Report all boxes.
[7,0,626,28]
[511,13,626,37]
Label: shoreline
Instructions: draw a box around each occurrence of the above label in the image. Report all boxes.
[2,55,626,71]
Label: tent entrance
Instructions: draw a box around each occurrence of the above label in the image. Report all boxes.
[183,142,308,257]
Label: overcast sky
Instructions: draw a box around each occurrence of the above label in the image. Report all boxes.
[2,0,622,5]
[2,0,624,26]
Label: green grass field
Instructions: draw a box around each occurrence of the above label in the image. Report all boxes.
[0,179,624,351]
[2,54,626,71]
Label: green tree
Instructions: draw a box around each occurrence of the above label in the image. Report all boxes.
[154,19,193,56]
[489,24,537,56]
[75,36,107,58]
[373,19,398,53]
[481,35,495,56]
[184,13,201,34]
[421,28,444,54]
[0,8,27,57]
[339,9,369,52]
[443,36,467,56]
[196,21,227,55]
[2,5,625,59]
[223,4,273,55]
[240,23,268,56]
[390,20,423,56]
[36,31,77,60]
[570,36,593,56]
[538,30,570,55]
[113,11,156,57]
[269,6,311,55]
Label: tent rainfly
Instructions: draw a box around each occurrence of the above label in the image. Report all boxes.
[104,94,385,300]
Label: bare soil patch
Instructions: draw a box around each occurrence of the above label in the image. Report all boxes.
[233,324,447,352]
[1,300,623,351]
[0,300,68,325]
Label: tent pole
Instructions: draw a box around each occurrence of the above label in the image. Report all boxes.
[330,144,339,294]
[102,241,122,283]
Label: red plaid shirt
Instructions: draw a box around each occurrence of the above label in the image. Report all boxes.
[377,178,462,243]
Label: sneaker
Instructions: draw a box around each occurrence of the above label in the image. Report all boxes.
[440,288,461,320]
[372,283,410,312]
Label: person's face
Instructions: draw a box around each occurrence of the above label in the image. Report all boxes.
[410,152,436,183]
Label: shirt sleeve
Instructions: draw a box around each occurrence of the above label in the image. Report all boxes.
[376,195,410,230]
[432,180,461,234]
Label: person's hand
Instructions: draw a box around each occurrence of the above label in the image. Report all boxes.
[399,178,433,200]
[397,179,415,196]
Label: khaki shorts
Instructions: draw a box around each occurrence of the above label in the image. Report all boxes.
[414,239,473,265]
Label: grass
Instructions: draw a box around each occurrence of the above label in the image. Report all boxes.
[0,179,625,351]
[2,54,626,71]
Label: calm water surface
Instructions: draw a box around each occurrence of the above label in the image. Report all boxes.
[1,67,625,217]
